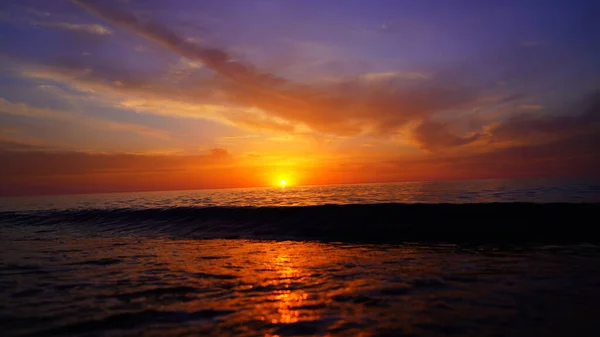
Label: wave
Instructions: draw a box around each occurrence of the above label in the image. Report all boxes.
[1,203,598,242]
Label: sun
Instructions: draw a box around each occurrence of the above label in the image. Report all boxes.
[279,179,287,186]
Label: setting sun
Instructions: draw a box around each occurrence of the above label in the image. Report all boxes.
[280,179,287,187]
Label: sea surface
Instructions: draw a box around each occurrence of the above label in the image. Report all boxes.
[2,177,600,211]
[2,178,600,336]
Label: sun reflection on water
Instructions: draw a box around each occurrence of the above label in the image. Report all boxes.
[268,254,306,324]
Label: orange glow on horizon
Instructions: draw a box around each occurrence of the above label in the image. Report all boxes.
[3,146,595,197]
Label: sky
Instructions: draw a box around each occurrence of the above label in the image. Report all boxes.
[1,0,599,196]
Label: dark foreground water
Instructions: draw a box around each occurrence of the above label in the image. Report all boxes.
[2,179,600,336]
[2,236,600,337]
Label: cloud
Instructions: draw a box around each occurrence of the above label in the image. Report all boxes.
[34,21,112,35]
[488,92,600,146]
[5,0,591,164]
[409,91,600,155]
[519,105,544,110]
[0,97,169,139]
[24,7,51,18]
[222,135,259,140]
[0,138,48,151]
[71,0,484,138]
[350,126,600,183]
[413,120,481,151]
[437,131,600,179]
[10,57,303,134]
[209,147,230,158]
[360,71,431,81]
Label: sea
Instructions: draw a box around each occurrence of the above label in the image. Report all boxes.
[2,177,600,336]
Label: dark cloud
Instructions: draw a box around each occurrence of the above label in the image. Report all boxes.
[209,147,229,158]
[489,92,600,144]
[0,138,48,151]
[370,130,600,182]
[412,91,600,152]
[372,93,600,179]
[442,131,600,179]
[413,120,481,151]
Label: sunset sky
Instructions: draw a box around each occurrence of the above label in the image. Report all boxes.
[1,0,599,196]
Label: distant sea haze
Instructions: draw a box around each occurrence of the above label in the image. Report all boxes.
[1,177,599,211]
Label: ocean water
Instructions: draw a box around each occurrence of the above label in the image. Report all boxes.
[2,177,600,211]
[2,178,600,336]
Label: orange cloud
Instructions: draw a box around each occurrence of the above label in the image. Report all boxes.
[72,0,485,138]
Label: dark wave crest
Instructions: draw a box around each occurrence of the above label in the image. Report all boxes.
[1,203,598,242]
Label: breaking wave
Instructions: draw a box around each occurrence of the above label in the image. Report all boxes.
[1,203,598,242]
